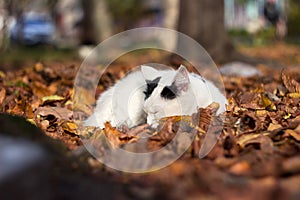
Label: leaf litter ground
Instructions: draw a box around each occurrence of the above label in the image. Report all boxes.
[0,43,300,199]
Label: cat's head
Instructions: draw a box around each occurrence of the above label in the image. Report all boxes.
[141,65,195,127]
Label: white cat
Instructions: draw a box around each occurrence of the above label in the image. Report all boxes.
[84,65,227,129]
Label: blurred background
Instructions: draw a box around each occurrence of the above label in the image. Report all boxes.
[0,0,299,69]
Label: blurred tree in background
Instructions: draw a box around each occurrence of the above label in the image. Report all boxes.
[287,0,300,37]
[0,0,7,51]
[80,0,113,44]
[107,0,143,31]
[177,0,235,62]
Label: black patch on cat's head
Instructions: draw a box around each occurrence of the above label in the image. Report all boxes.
[160,83,177,100]
[144,77,161,99]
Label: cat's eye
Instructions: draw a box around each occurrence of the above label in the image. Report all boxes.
[144,77,161,99]
[144,83,158,99]
[161,86,177,99]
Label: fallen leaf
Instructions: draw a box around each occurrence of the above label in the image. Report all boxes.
[104,122,123,148]
[0,87,6,105]
[262,95,276,110]
[294,124,300,134]
[240,92,264,109]
[287,92,300,98]
[34,62,44,72]
[284,113,291,120]
[40,119,50,130]
[72,86,95,116]
[32,81,52,99]
[283,129,300,141]
[61,121,78,135]
[125,124,150,137]
[281,68,300,93]
[35,107,73,120]
[0,70,5,78]
[26,118,36,125]
[240,112,261,132]
[267,123,282,131]
[229,161,251,175]
[214,156,238,168]
[197,102,220,132]
[159,115,192,125]
[42,95,65,103]
[237,133,274,154]
[288,115,300,128]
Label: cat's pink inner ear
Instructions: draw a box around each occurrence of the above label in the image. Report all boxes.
[141,65,159,80]
[174,65,190,92]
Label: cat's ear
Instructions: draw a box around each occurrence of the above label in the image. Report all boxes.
[141,65,160,80]
[173,65,190,92]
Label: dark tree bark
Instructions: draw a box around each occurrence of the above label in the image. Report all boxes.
[287,0,300,36]
[80,0,113,44]
[80,0,95,44]
[177,0,235,63]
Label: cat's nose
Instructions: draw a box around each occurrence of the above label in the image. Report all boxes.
[143,105,160,115]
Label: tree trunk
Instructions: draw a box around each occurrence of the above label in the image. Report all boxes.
[177,0,235,63]
[162,0,179,30]
[0,0,6,51]
[81,0,113,44]
[161,0,179,51]
[287,0,300,36]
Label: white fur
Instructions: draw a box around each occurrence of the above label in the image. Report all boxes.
[84,70,147,129]
[84,65,227,129]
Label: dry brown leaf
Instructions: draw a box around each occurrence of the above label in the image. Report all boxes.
[283,129,300,141]
[262,95,276,110]
[281,68,300,93]
[42,95,64,103]
[294,124,300,133]
[287,92,300,98]
[0,70,5,78]
[24,102,34,119]
[226,97,241,114]
[147,116,186,151]
[32,81,52,99]
[267,123,282,131]
[240,112,261,132]
[197,102,220,132]
[237,133,274,154]
[34,62,44,72]
[103,122,139,148]
[240,92,264,109]
[159,115,192,125]
[0,87,6,105]
[287,115,300,129]
[223,135,239,156]
[125,124,150,137]
[158,117,176,133]
[104,122,123,148]
[35,107,73,120]
[61,121,78,135]
[229,161,251,175]
[40,120,50,130]
[72,86,95,116]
